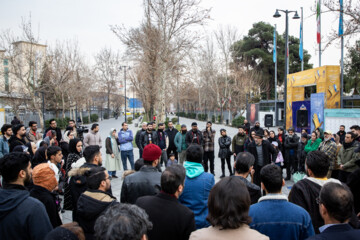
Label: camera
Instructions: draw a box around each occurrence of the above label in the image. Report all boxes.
[77,125,89,141]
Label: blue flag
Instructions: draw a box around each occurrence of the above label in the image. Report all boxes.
[339,0,343,36]
[273,28,276,63]
[299,21,303,61]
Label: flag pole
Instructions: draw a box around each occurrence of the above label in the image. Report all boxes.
[274,24,278,126]
[340,0,344,108]
[301,7,304,71]
[319,0,322,67]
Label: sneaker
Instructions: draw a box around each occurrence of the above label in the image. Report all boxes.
[220,174,225,178]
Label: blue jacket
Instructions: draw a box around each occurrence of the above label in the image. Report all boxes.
[0,136,10,158]
[0,184,53,240]
[306,224,360,240]
[249,194,315,240]
[118,129,133,151]
[179,162,214,229]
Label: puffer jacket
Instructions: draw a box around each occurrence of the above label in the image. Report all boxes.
[140,130,158,151]
[120,165,161,204]
[337,142,360,173]
[83,130,102,148]
[218,136,232,159]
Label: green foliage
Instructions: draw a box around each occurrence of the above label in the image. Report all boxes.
[135,113,141,118]
[217,115,221,123]
[231,21,313,99]
[45,117,70,129]
[83,117,89,124]
[127,117,133,124]
[211,115,215,123]
[175,124,181,131]
[197,114,208,121]
[232,116,245,127]
[103,112,109,119]
[171,117,178,124]
[90,114,99,122]
[344,40,360,94]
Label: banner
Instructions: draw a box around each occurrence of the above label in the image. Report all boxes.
[246,103,259,126]
[339,0,343,36]
[292,101,310,133]
[273,27,277,63]
[310,93,325,132]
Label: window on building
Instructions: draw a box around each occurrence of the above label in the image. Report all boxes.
[304,85,317,99]
[4,67,9,92]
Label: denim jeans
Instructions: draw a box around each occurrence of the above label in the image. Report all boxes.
[121,150,134,170]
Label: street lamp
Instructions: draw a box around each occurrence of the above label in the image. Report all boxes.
[273,9,300,129]
[119,65,131,122]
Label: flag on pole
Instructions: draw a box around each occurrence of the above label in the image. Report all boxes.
[317,1,321,43]
[338,0,343,36]
[299,21,303,61]
[273,27,277,63]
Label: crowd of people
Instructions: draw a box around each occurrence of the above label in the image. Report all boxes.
[0,116,359,240]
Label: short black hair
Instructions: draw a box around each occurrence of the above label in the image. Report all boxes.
[0,152,31,182]
[235,152,255,174]
[85,167,106,190]
[350,125,360,130]
[312,131,318,138]
[238,125,244,129]
[340,125,345,128]
[320,182,354,223]
[147,122,152,126]
[346,131,356,140]
[121,122,127,126]
[161,165,186,194]
[158,123,164,127]
[207,177,251,229]
[69,119,75,123]
[28,121,37,127]
[207,121,212,125]
[169,153,175,157]
[135,158,144,171]
[91,123,99,130]
[306,151,330,178]
[49,119,56,124]
[94,204,152,240]
[260,164,283,193]
[186,144,203,163]
[1,124,12,135]
[47,146,62,159]
[12,124,24,135]
[83,145,101,163]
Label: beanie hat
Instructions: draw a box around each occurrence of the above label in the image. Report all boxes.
[142,144,162,161]
[32,163,58,192]
[181,124,187,128]
[301,133,308,139]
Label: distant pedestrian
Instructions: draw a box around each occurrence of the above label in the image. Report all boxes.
[243,119,251,135]
[174,124,188,165]
[218,129,232,178]
[232,125,247,156]
[185,122,203,146]
[284,127,300,180]
[166,121,179,159]
[202,121,216,174]
[135,122,147,158]
[83,124,102,149]
[337,125,346,144]
[118,122,134,170]
[250,121,264,136]
[105,128,121,178]
[156,123,169,167]
[10,116,20,125]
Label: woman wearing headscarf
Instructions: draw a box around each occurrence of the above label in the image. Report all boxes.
[61,127,75,165]
[44,130,59,146]
[63,138,83,210]
[25,141,37,159]
[32,146,48,168]
[105,128,121,179]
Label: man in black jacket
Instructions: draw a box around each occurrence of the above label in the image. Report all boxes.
[135,122,147,158]
[136,164,196,240]
[284,127,300,180]
[68,145,104,220]
[337,125,346,145]
[43,119,62,143]
[0,152,53,240]
[77,167,118,240]
[121,144,162,204]
[232,152,261,204]
[165,121,179,160]
[140,123,158,152]
[185,122,203,146]
[247,132,277,187]
[306,182,360,240]
[250,121,264,136]
[8,124,26,152]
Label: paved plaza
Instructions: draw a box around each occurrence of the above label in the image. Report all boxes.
[62,116,294,223]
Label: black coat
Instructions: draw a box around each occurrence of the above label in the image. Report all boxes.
[284,134,300,161]
[30,185,62,228]
[165,128,179,149]
[140,131,158,151]
[77,190,118,240]
[306,224,360,240]
[185,130,203,146]
[135,129,146,148]
[120,165,161,204]
[218,136,232,159]
[136,192,196,240]
[8,135,26,152]
[247,140,277,166]
[250,126,264,135]
[337,130,346,145]
[347,168,360,214]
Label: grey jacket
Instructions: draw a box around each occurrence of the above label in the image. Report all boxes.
[83,130,102,148]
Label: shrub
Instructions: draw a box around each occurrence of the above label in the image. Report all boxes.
[171,117,178,124]
[217,115,222,123]
[127,117,133,124]
[232,116,245,127]
[90,114,99,122]
[83,116,89,124]
[103,112,109,119]
[211,115,215,123]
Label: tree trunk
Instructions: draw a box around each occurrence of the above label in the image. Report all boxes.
[62,92,66,118]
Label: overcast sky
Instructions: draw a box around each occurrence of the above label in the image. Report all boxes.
[0,0,347,67]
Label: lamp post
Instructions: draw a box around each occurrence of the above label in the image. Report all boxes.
[273,9,300,129]
[120,65,131,122]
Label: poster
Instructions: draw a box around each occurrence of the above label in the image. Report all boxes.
[246,103,259,125]
[324,109,360,133]
[310,93,325,132]
[292,101,310,133]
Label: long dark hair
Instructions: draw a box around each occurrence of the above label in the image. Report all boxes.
[69,138,82,154]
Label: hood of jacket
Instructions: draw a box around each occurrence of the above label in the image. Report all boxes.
[68,166,91,177]
[184,161,204,178]
[77,190,116,220]
[0,186,29,221]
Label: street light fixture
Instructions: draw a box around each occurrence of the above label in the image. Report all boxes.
[273,8,300,129]
[119,65,131,122]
